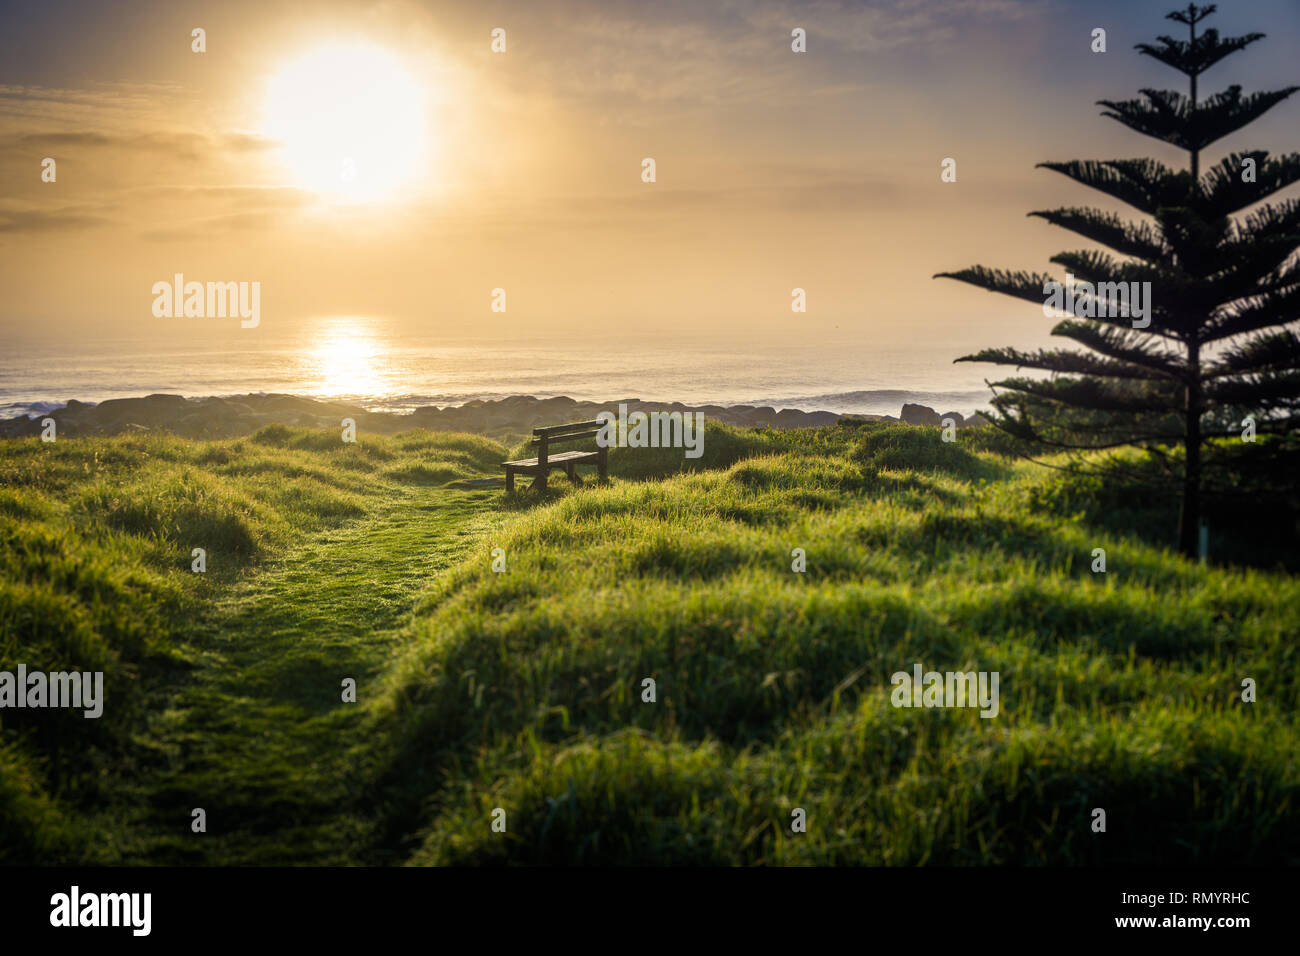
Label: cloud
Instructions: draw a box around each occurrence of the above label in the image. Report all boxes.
[0,203,112,233]
[523,0,1044,107]
[0,82,190,131]
[5,130,277,159]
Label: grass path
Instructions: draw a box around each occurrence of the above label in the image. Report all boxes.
[113,484,501,865]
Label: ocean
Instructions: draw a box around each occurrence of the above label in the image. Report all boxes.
[0,317,999,421]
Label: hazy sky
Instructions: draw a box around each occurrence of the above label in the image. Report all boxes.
[2,0,1299,354]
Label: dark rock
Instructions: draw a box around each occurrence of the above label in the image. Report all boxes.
[900,403,942,426]
[1,392,863,441]
[0,416,37,438]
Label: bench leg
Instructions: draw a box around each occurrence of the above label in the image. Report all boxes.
[505,468,515,493]
[566,463,577,482]
[534,470,547,492]
[597,447,608,481]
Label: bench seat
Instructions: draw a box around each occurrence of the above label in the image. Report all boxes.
[501,449,601,472]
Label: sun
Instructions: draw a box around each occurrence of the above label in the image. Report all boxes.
[262,42,427,201]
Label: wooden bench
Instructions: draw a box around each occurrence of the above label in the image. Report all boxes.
[502,419,608,492]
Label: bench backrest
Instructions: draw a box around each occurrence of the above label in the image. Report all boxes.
[531,419,603,465]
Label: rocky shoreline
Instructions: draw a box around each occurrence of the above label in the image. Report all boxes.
[0,393,988,440]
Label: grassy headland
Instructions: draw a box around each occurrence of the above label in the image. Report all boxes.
[1,422,1296,864]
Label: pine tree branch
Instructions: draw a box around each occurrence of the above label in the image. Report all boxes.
[1206,280,1300,342]
[1036,159,1185,216]
[1207,370,1300,406]
[1136,28,1265,77]
[955,346,1166,380]
[1205,330,1300,379]
[1237,198,1300,246]
[1167,5,1217,28]
[1206,255,1300,310]
[1049,249,1135,284]
[1051,320,1187,379]
[1028,207,1166,261]
[1043,253,1192,336]
[1099,85,1299,153]
[985,375,1184,413]
[1200,151,1300,217]
[931,266,1053,305]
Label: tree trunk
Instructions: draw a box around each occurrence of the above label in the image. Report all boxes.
[1178,428,1201,558]
[1179,15,1201,559]
[1178,344,1202,558]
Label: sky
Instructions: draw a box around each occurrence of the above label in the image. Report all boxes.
[2,0,1299,359]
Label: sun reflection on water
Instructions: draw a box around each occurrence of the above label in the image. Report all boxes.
[301,317,393,399]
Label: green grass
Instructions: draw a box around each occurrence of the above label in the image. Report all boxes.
[0,427,507,863]
[1,422,1296,865]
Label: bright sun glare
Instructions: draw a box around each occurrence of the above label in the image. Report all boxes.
[304,319,390,397]
[262,42,427,200]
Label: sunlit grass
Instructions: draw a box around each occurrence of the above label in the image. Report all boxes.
[1,422,1296,865]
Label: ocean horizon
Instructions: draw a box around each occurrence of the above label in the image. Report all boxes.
[1,319,998,420]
